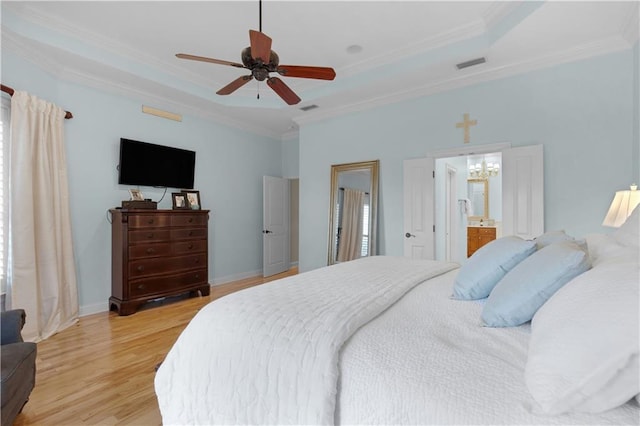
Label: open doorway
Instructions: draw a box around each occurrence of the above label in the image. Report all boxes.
[404,143,543,262]
[435,152,502,264]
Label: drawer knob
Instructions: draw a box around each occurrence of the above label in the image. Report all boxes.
[195,274,200,279]
[188,231,193,236]
[194,258,199,264]
[188,218,193,223]
[188,243,194,249]
[137,284,145,290]
[147,233,154,239]
[137,265,145,272]
[146,248,155,254]
[148,219,154,224]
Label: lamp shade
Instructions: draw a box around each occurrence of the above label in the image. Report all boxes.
[602,184,640,227]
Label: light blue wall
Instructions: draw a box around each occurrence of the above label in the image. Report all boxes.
[3,52,283,314]
[282,135,300,178]
[299,49,638,272]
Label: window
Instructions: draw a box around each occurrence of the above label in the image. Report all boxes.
[361,197,370,257]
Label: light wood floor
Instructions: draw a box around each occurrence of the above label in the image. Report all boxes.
[13,267,298,426]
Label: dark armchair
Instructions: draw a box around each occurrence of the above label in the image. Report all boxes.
[1,309,37,425]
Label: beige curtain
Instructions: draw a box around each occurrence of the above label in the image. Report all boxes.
[10,91,78,342]
[337,188,365,262]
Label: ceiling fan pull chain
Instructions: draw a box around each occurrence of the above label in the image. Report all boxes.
[257,80,260,100]
[259,0,262,33]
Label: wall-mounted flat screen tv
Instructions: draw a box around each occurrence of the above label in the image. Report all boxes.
[118,138,196,189]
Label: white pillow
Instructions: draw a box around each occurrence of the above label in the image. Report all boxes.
[613,204,640,248]
[586,233,640,266]
[525,258,640,414]
[533,230,574,250]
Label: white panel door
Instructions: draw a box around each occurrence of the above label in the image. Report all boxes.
[263,176,290,277]
[502,145,544,239]
[403,158,435,259]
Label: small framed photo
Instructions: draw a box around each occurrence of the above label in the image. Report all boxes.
[172,192,189,210]
[182,190,201,210]
[129,188,144,201]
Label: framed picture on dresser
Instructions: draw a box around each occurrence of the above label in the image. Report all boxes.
[182,190,201,210]
[172,192,189,210]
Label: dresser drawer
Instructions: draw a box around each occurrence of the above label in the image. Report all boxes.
[128,229,171,244]
[468,227,496,236]
[128,242,172,259]
[478,228,496,236]
[173,240,207,255]
[128,253,206,278]
[129,269,207,298]
[170,228,207,240]
[171,214,207,227]
[128,214,171,228]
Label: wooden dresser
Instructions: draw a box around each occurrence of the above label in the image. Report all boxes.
[467,226,497,258]
[110,209,210,315]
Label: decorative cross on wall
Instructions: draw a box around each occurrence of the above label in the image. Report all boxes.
[455,113,477,144]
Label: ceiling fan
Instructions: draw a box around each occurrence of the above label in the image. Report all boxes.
[176,1,336,105]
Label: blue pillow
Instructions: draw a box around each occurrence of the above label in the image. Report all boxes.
[452,236,536,300]
[481,240,591,327]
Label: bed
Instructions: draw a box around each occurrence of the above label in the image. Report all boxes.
[155,210,640,425]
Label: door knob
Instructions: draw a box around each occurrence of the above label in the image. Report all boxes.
[405,232,416,238]
[262,230,273,234]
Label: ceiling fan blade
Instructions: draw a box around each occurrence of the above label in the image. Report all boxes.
[249,30,272,63]
[216,75,253,95]
[176,53,245,69]
[277,65,336,80]
[267,77,301,105]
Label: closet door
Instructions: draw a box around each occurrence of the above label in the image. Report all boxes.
[263,176,290,277]
[502,145,544,239]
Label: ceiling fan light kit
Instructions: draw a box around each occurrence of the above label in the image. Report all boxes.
[176,1,336,106]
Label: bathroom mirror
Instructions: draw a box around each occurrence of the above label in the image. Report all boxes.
[327,160,379,265]
[468,178,489,221]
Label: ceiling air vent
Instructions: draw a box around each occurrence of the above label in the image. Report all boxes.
[456,57,486,70]
[299,104,319,112]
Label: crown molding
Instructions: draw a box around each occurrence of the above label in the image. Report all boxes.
[281,129,299,141]
[3,3,220,89]
[294,36,631,127]
[1,27,65,79]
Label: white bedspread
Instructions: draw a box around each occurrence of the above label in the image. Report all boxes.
[337,269,640,425]
[155,256,457,425]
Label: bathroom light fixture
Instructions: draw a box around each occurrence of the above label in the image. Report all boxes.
[468,159,499,179]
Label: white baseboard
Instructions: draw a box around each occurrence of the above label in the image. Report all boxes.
[210,269,262,286]
[79,301,109,317]
[79,265,296,315]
